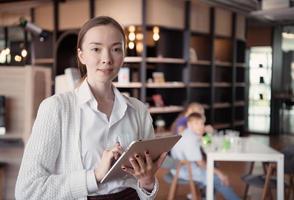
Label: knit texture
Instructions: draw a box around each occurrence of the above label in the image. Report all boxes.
[15,91,158,200]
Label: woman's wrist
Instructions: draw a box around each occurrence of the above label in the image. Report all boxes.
[139,177,155,192]
[94,168,102,182]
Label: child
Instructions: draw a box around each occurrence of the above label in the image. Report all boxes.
[171,112,240,200]
[172,102,214,135]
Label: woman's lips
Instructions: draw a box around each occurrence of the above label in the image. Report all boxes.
[97,68,114,74]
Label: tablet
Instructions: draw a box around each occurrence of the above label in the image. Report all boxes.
[100,134,181,183]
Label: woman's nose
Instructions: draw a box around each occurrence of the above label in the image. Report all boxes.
[101,50,112,64]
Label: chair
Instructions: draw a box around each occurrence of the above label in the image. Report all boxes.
[164,160,203,200]
[0,162,6,200]
[242,161,294,200]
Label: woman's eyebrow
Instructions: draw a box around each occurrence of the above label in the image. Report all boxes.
[89,42,122,46]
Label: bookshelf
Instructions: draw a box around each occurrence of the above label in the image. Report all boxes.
[0,1,249,199]
[32,0,247,132]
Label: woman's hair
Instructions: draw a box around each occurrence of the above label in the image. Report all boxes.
[76,16,126,78]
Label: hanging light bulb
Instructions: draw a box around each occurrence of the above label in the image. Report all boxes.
[128,25,135,33]
[136,42,143,53]
[128,42,135,49]
[152,26,160,41]
[21,49,28,57]
[128,32,136,41]
[14,55,22,62]
[136,33,143,40]
[153,33,160,41]
[153,26,159,34]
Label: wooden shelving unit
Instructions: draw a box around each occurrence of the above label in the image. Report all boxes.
[214,102,231,108]
[146,82,186,88]
[148,106,184,114]
[214,123,231,129]
[0,134,23,141]
[236,62,247,67]
[113,82,142,88]
[215,61,232,67]
[190,60,211,65]
[215,82,232,87]
[124,56,142,63]
[189,82,210,87]
[32,58,54,65]
[0,1,249,199]
[146,57,185,64]
[43,0,247,131]
[234,120,245,126]
[235,101,245,106]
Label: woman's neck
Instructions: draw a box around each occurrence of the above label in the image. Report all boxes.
[87,79,114,102]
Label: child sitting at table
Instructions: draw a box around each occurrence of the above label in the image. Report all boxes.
[171,102,214,135]
[171,112,240,200]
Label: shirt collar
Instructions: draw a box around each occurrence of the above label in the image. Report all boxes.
[76,79,95,106]
[112,87,136,110]
[76,78,136,110]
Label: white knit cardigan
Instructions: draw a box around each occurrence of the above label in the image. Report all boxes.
[15,91,158,200]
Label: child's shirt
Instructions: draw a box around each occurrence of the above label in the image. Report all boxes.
[171,128,207,182]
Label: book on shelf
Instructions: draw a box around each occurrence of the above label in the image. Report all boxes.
[152,94,165,107]
[118,67,130,83]
[152,72,165,83]
[0,95,6,135]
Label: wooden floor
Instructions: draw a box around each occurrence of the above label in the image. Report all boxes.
[155,134,294,200]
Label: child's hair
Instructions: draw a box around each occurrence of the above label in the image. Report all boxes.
[187,112,204,122]
[76,16,126,78]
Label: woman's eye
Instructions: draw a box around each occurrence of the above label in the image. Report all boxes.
[113,47,122,52]
[91,48,100,52]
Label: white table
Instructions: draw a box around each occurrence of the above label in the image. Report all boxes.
[206,137,284,200]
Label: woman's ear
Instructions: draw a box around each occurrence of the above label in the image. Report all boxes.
[77,48,85,65]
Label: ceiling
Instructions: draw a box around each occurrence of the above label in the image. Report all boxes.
[202,0,294,25]
[0,0,294,24]
[0,0,51,13]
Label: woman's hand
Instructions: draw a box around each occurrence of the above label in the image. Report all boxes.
[94,143,123,182]
[121,151,167,192]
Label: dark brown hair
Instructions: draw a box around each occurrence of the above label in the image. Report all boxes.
[187,112,204,122]
[77,16,126,78]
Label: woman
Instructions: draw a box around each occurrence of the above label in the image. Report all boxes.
[15,16,166,200]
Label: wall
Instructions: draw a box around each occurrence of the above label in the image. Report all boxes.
[247,26,273,47]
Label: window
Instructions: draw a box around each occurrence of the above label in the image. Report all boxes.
[248,47,272,133]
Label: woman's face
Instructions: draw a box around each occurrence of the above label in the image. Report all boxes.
[78,25,125,84]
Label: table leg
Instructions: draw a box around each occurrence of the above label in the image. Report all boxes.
[207,156,214,200]
[277,155,284,200]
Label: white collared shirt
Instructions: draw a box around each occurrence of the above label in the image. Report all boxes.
[77,79,155,195]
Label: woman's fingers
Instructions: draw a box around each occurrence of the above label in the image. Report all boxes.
[109,144,123,160]
[134,154,146,171]
[145,151,153,169]
[156,152,168,168]
[129,157,140,173]
[121,165,135,175]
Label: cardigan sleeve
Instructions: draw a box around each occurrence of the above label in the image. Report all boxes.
[135,103,159,200]
[15,96,88,200]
